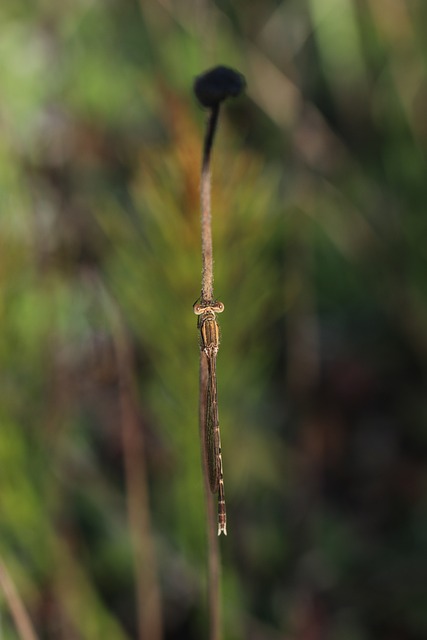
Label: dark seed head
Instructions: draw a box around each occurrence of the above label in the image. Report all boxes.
[194,65,246,108]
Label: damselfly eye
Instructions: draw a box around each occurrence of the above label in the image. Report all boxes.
[213,301,224,313]
[193,303,204,315]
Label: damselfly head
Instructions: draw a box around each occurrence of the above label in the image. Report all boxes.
[193,300,225,315]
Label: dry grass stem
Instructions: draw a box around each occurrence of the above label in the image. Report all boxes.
[199,353,222,640]
[0,558,39,640]
[95,277,163,640]
[201,105,220,303]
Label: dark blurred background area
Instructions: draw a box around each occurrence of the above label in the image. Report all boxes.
[1,1,427,638]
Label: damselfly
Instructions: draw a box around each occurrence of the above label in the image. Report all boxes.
[194,299,226,535]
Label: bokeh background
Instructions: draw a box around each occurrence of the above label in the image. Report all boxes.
[1,1,427,638]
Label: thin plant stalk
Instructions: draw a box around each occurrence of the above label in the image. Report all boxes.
[199,353,221,640]
[93,275,163,640]
[0,558,39,640]
[115,327,163,640]
[194,65,245,640]
[201,104,220,303]
[198,102,223,640]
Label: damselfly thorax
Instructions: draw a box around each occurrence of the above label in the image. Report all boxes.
[194,300,224,357]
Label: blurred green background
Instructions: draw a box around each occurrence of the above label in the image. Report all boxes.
[1,1,427,638]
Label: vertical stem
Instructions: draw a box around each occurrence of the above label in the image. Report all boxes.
[95,277,163,640]
[201,105,220,303]
[199,353,221,640]
[0,558,39,640]
[116,335,163,640]
[198,103,223,639]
